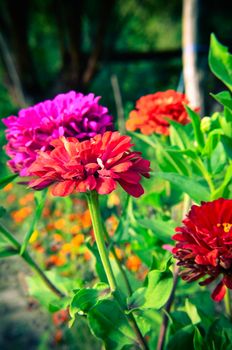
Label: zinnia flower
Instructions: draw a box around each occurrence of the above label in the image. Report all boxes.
[28,131,150,198]
[3,91,113,176]
[172,198,232,302]
[126,90,191,135]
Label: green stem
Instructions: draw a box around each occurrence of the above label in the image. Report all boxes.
[224,288,232,318]
[86,191,117,292]
[86,193,149,349]
[103,224,133,296]
[0,223,65,298]
[194,159,215,193]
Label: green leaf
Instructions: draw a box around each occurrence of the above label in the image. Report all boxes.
[156,144,190,176]
[167,325,195,350]
[70,283,110,319]
[0,206,6,218]
[211,91,232,110]
[88,299,137,350]
[211,162,232,199]
[186,106,205,150]
[193,327,205,350]
[185,299,201,325]
[169,120,193,150]
[209,34,232,91]
[20,189,48,254]
[202,129,222,157]
[221,135,232,159]
[151,172,210,203]
[138,218,175,243]
[220,108,232,137]
[127,258,173,311]
[0,246,18,258]
[0,174,17,189]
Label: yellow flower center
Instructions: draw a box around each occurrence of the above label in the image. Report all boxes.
[217,223,232,233]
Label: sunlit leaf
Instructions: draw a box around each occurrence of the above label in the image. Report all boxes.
[151,172,210,203]
[209,34,232,91]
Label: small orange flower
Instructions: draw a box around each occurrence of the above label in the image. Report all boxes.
[54,218,66,230]
[107,192,120,207]
[46,255,66,268]
[52,309,69,326]
[114,247,124,260]
[3,183,13,192]
[126,255,142,272]
[6,194,17,204]
[84,249,92,261]
[71,234,85,247]
[106,215,118,236]
[19,192,34,206]
[11,206,32,223]
[70,224,81,235]
[54,329,63,343]
[53,233,63,243]
[81,210,92,229]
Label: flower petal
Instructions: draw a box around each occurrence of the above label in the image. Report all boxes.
[211,281,226,302]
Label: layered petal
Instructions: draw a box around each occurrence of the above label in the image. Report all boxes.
[28,131,150,198]
[126,90,194,135]
[3,91,113,175]
[172,198,232,302]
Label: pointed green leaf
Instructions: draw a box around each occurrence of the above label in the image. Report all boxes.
[0,246,18,258]
[151,172,210,203]
[185,299,201,325]
[211,162,232,199]
[127,258,173,311]
[0,174,17,189]
[20,188,48,254]
[88,299,137,350]
[70,283,110,319]
[211,91,232,110]
[186,106,205,150]
[138,218,175,243]
[209,34,232,91]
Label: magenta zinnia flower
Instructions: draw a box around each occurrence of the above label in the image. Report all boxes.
[172,199,232,302]
[3,91,113,176]
[28,131,150,198]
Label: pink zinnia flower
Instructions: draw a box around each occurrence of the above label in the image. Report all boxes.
[28,131,150,198]
[3,91,113,176]
[172,199,232,302]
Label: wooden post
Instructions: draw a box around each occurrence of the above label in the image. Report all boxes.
[182,0,204,114]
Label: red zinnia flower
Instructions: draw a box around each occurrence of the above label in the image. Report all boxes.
[172,198,232,302]
[28,131,150,198]
[126,90,191,135]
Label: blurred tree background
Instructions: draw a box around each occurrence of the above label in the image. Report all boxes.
[0,0,232,175]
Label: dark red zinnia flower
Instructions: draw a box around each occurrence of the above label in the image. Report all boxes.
[28,131,150,198]
[172,198,232,302]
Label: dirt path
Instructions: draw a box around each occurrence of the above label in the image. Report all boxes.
[0,258,48,350]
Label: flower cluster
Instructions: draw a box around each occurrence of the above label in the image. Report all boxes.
[126,90,190,135]
[3,91,113,176]
[172,198,232,302]
[28,131,150,198]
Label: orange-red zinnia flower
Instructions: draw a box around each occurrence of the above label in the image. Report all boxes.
[28,131,150,198]
[172,199,232,302]
[126,90,191,135]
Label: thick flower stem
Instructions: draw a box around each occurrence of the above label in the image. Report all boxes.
[224,288,232,318]
[0,223,65,298]
[86,192,149,350]
[156,265,179,350]
[86,191,117,292]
